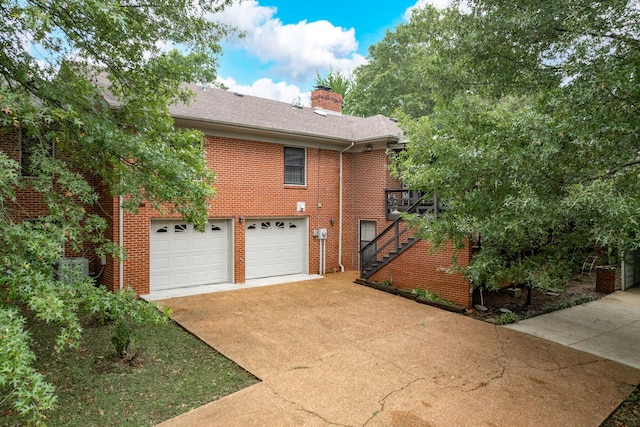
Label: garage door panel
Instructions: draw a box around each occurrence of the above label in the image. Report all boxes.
[153,240,171,252]
[207,247,226,256]
[191,273,208,283]
[192,240,208,250]
[154,276,170,288]
[150,220,231,292]
[191,254,209,269]
[173,255,190,268]
[173,279,192,288]
[245,218,306,280]
[173,239,190,251]
[152,254,170,266]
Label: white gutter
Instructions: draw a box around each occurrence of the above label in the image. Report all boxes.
[338,142,355,272]
[118,195,124,291]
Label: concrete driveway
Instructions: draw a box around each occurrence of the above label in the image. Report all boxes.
[156,272,640,427]
[506,286,640,370]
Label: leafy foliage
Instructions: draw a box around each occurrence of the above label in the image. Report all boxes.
[314,67,353,112]
[413,288,449,304]
[111,320,133,359]
[497,312,521,325]
[388,1,640,292]
[346,6,461,118]
[0,0,233,423]
[0,308,56,422]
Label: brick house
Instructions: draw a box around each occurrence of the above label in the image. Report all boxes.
[2,85,473,308]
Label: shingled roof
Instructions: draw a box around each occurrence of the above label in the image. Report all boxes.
[97,75,401,149]
[168,84,401,148]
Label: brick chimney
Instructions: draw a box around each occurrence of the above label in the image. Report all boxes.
[311,85,343,113]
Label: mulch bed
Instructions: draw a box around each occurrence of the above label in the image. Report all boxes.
[464,272,614,323]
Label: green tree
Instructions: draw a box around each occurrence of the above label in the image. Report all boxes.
[392,1,640,298]
[346,6,459,118]
[0,0,233,423]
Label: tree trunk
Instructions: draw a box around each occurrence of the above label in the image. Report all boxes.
[525,285,532,306]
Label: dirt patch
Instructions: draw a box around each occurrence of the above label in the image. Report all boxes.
[92,353,147,374]
[464,272,614,323]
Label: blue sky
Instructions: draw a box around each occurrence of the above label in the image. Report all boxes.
[214,0,449,104]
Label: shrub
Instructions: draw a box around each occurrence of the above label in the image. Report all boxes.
[498,312,521,325]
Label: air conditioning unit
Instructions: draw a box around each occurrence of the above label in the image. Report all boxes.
[57,257,90,283]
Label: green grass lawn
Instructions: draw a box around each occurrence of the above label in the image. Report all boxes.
[603,385,640,427]
[0,308,258,426]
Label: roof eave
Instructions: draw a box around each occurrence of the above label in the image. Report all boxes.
[174,116,398,150]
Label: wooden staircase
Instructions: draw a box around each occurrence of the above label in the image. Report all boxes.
[360,196,441,280]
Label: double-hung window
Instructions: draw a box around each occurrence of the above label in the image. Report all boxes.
[284,146,305,185]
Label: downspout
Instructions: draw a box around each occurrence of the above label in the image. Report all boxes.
[338,141,355,272]
[118,195,124,291]
[317,146,322,275]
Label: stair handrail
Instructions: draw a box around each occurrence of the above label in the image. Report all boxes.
[359,197,426,276]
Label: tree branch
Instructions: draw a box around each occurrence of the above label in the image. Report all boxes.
[554,27,640,47]
[608,158,640,176]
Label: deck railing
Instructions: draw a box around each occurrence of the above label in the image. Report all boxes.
[360,191,444,279]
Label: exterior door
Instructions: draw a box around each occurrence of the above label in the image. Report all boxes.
[360,220,377,267]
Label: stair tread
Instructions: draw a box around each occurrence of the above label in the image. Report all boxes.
[359,222,423,278]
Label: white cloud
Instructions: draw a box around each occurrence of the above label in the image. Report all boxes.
[217,0,366,82]
[217,76,311,105]
[215,0,277,32]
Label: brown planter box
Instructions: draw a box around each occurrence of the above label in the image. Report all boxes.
[357,280,396,294]
[415,297,466,313]
[396,289,418,300]
[595,266,616,294]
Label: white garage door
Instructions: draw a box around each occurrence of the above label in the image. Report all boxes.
[245,218,306,280]
[150,220,230,291]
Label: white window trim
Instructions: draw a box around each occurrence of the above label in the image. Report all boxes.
[284,146,307,186]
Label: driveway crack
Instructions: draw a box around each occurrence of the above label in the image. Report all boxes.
[363,377,425,426]
[464,364,507,392]
[536,339,604,375]
[266,384,353,427]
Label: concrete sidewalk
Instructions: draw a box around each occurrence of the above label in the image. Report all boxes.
[506,287,640,369]
[156,272,640,427]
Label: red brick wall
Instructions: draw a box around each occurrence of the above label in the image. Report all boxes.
[206,136,342,279]
[3,126,472,303]
[96,181,118,293]
[369,240,473,308]
[117,135,344,294]
[342,149,400,270]
[119,207,150,295]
